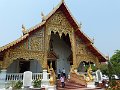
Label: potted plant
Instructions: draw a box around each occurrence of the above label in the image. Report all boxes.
[13,80,23,90]
[32,79,41,90]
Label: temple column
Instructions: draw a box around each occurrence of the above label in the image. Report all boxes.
[41,27,51,89]
[43,26,51,70]
[70,30,77,69]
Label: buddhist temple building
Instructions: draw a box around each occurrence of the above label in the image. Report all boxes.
[0,0,106,77]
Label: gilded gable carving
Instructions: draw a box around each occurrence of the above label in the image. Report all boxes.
[75,36,99,67]
[15,27,45,51]
[46,10,74,36]
[29,27,45,51]
[16,40,28,50]
[2,27,45,69]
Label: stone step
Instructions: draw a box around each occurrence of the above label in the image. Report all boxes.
[57,80,85,86]
[57,87,104,90]
[66,80,86,86]
[65,83,85,88]
[57,79,86,89]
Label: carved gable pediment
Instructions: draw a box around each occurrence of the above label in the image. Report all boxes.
[75,36,99,67]
[46,10,74,37]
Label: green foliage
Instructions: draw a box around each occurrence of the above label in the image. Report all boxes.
[107,80,120,90]
[99,50,120,80]
[99,61,115,80]
[91,64,97,72]
[13,80,23,89]
[110,80,117,87]
[99,64,109,76]
[84,64,97,72]
[33,79,41,88]
[111,50,120,63]
[110,50,120,77]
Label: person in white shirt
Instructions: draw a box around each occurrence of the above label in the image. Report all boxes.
[60,74,65,88]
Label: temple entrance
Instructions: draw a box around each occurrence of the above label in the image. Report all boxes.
[48,32,72,76]
[19,61,30,73]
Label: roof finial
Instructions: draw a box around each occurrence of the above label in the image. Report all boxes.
[41,12,44,17]
[53,5,54,10]
[79,22,82,29]
[106,54,110,61]
[92,37,94,44]
[22,24,27,35]
[41,12,45,21]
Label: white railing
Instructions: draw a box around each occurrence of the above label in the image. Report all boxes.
[6,73,47,82]
[6,73,23,81]
[32,73,43,80]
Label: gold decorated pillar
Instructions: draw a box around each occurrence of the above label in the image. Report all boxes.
[43,26,51,69]
[70,30,77,69]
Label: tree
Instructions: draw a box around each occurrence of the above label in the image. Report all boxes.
[110,50,120,77]
[99,63,109,76]
[111,50,120,63]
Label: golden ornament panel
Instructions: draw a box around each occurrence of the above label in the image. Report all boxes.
[2,28,45,69]
[75,36,99,68]
[46,10,74,36]
[29,27,45,51]
[3,49,44,69]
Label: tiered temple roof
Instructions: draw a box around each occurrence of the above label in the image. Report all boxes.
[0,0,107,62]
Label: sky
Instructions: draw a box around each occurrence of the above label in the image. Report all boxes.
[0,0,120,57]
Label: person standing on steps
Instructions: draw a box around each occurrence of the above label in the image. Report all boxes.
[60,74,65,88]
[62,68,66,78]
[58,69,61,79]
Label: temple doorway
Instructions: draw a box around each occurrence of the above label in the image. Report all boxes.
[19,61,30,73]
[48,32,72,76]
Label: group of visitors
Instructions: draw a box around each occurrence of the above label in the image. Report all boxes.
[58,68,66,88]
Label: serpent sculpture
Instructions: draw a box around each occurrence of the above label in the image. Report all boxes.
[69,64,94,85]
[48,62,56,86]
[86,64,94,82]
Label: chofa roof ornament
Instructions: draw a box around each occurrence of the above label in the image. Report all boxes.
[41,12,45,21]
[22,24,28,35]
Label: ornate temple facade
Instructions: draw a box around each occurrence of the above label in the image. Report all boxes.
[0,1,106,76]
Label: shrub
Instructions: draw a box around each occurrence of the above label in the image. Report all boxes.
[13,80,23,89]
[33,79,41,88]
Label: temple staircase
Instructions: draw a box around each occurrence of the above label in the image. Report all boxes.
[57,79,86,90]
